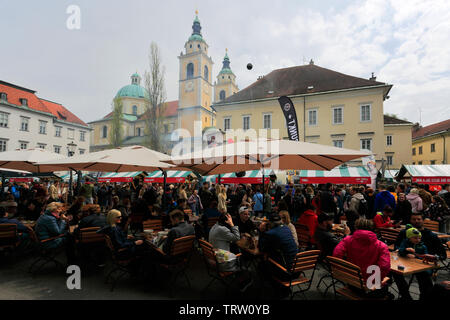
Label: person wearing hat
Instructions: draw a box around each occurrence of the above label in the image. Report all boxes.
[232,206,257,236]
[398,227,428,259]
[258,213,298,272]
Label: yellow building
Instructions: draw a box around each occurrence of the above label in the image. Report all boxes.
[383,115,414,169]
[412,119,450,165]
[213,61,393,166]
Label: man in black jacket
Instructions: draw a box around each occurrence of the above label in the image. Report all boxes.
[393,212,447,300]
[314,213,350,261]
[320,183,337,222]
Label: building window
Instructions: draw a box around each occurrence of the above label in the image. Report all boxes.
[387,155,393,166]
[243,116,250,131]
[333,140,343,148]
[386,135,393,146]
[39,121,47,134]
[102,126,108,138]
[132,105,138,115]
[79,149,85,155]
[20,117,29,131]
[308,109,317,126]
[80,131,85,142]
[20,141,28,150]
[419,146,422,155]
[20,98,28,106]
[54,146,61,154]
[430,160,436,165]
[431,143,435,152]
[0,93,7,101]
[68,128,74,139]
[332,107,343,124]
[224,118,231,131]
[412,162,415,165]
[0,112,9,127]
[418,161,422,165]
[360,104,371,122]
[137,127,141,136]
[187,63,194,79]
[412,148,416,156]
[37,143,46,150]
[361,138,372,151]
[263,114,272,129]
[204,66,209,80]
[0,139,6,152]
[219,90,226,101]
[55,126,62,137]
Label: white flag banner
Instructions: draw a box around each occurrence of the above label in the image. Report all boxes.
[362,154,377,189]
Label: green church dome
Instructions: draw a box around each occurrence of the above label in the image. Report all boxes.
[116,73,149,99]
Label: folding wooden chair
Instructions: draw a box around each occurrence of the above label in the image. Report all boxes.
[423,219,439,232]
[378,228,400,251]
[268,250,320,300]
[295,224,311,251]
[198,239,242,296]
[103,234,135,292]
[152,235,196,297]
[142,219,164,232]
[0,224,19,261]
[314,242,333,296]
[76,227,105,267]
[28,230,66,276]
[327,256,390,300]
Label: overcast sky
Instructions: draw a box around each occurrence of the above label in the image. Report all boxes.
[1,0,449,127]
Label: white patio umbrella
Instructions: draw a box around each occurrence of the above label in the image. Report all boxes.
[36,145,177,172]
[0,148,66,173]
[166,139,371,178]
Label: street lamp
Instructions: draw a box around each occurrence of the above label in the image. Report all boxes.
[67,142,77,203]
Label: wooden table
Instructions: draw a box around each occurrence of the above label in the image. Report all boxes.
[390,251,439,275]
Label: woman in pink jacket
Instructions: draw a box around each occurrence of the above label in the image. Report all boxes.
[406,188,423,213]
[333,218,392,298]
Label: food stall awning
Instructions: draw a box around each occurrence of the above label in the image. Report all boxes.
[144,171,193,183]
[98,171,144,183]
[298,166,371,184]
[209,170,274,185]
[395,165,450,184]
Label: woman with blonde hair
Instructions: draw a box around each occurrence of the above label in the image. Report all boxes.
[178,184,188,201]
[218,185,228,213]
[279,210,299,248]
[106,209,144,252]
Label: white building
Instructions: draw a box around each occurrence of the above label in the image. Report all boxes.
[0,80,91,155]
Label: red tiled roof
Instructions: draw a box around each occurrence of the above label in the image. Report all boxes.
[0,80,88,127]
[39,98,88,127]
[138,100,179,120]
[0,81,49,113]
[412,119,450,139]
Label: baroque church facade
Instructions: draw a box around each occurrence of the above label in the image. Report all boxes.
[89,13,237,152]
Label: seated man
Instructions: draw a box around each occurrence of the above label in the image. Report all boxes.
[333,218,392,298]
[161,209,195,255]
[258,214,298,273]
[35,202,76,265]
[0,206,32,250]
[393,212,447,300]
[75,204,106,234]
[232,206,257,236]
[314,213,350,262]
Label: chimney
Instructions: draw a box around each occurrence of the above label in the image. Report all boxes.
[412,122,421,131]
[369,72,377,81]
[309,59,314,65]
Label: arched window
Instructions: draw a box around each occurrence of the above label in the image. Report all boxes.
[132,105,138,115]
[220,90,226,101]
[187,63,194,79]
[204,65,208,81]
[102,126,108,138]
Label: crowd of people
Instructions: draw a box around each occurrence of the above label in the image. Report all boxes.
[1,177,449,299]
